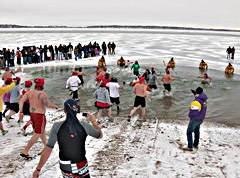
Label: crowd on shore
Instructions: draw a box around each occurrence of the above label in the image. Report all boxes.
[0,41,117,69]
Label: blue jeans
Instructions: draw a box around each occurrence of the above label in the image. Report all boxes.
[58,52,63,60]
[187,119,203,148]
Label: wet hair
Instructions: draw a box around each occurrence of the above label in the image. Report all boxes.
[5,80,11,85]
[78,67,82,72]
[201,59,204,63]
[35,86,44,90]
[229,63,232,66]
[111,77,118,82]
[166,70,170,74]
[152,70,156,74]
[171,57,174,61]
[105,73,110,79]
[204,73,208,78]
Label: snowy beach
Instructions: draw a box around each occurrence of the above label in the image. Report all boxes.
[0,29,240,177]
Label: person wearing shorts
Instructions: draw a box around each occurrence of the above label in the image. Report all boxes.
[128,77,151,121]
[147,70,158,90]
[32,99,102,178]
[19,78,58,159]
[93,85,112,122]
[163,83,171,92]
[0,80,16,135]
[106,77,121,114]
[161,69,176,95]
[6,77,22,122]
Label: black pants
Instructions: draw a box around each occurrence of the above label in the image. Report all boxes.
[72,90,78,99]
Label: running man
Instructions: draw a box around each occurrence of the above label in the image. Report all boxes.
[19,78,58,159]
[77,67,87,87]
[19,81,33,133]
[131,61,140,76]
[161,70,176,95]
[106,77,121,114]
[33,99,102,178]
[0,79,16,135]
[128,77,151,121]
[66,72,81,100]
[6,77,22,122]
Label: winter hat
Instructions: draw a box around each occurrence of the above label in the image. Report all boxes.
[191,87,203,95]
[25,80,32,87]
[34,78,45,87]
[71,71,78,76]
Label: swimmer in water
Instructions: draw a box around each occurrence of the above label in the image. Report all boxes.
[197,73,212,85]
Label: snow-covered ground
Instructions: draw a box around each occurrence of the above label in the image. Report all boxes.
[1,109,240,178]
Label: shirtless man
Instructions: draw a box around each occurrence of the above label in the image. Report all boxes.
[161,70,176,95]
[2,66,21,82]
[19,78,58,159]
[77,67,88,87]
[128,77,151,121]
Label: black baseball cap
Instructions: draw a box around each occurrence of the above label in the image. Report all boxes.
[191,87,203,95]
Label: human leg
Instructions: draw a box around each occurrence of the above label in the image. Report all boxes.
[22,133,41,155]
[193,121,203,147]
[141,107,146,120]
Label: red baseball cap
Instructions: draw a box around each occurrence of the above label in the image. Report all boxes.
[34,78,44,87]
[103,67,107,71]
[6,78,12,83]
[139,76,145,83]
[71,71,78,76]
[16,77,21,81]
[25,80,32,87]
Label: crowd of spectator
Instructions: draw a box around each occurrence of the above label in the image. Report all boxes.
[0,41,117,69]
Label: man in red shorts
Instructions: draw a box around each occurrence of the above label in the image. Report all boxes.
[19,78,58,159]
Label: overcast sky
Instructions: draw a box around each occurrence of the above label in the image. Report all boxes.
[0,0,239,29]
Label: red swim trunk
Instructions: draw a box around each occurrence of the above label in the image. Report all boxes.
[30,113,46,134]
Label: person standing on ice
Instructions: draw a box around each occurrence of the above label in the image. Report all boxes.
[183,87,208,151]
[231,47,235,59]
[19,78,58,159]
[128,76,151,121]
[226,46,232,59]
[102,41,107,55]
[32,99,102,178]
[66,72,81,100]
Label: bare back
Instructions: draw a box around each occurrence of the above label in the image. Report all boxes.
[24,90,48,114]
[162,73,172,84]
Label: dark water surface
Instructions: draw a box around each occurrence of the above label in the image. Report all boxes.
[23,65,240,126]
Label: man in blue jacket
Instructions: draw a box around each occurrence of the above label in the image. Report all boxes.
[183,87,208,151]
